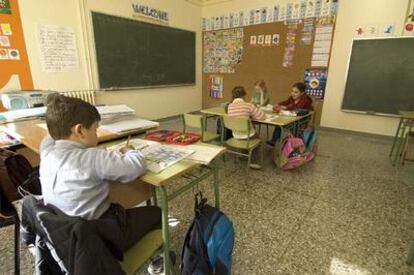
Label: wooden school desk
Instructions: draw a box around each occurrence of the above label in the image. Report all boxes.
[201,106,312,165]
[4,118,225,274]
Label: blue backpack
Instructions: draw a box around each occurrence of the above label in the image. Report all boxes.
[181,193,234,275]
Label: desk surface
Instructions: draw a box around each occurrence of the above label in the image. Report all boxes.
[201,107,312,126]
[4,118,225,187]
[2,118,157,154]
[400,111,414,120]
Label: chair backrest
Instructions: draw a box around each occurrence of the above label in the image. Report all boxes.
[222,116,250,133]
[59,90,95,105]
[183,113,203,131]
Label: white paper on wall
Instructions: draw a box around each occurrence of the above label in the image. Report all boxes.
[37,24,79,73]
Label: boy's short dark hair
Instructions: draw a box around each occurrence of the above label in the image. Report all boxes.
[45,94,101,140]
[232,86,246,100]
[292,82,306,93]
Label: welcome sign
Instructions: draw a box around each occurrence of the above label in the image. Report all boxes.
[132,3,169,23]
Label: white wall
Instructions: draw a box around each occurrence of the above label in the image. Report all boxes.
[18,0,202,120]
[321,0,409,136]
[203,0,411,136]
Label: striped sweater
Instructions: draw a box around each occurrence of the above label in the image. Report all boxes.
[227,98,266,139]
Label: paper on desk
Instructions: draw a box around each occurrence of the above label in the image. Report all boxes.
[169,144,224,164]
[96,105,135,116]
[99,118,159,134]
[0,107,46,122]
[265,114,279,122]
[106,138,194,173]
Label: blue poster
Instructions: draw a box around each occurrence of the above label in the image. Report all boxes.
[304,68,328,99]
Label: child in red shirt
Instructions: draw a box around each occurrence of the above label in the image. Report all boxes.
[268,82,313,145]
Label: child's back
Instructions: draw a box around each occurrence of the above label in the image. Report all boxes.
[40,137,145,220]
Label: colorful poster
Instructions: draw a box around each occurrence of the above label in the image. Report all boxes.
[209,75,224,99]
[7,48,19,60]
[250,35,257,45]
[265,34,272,45]
[229,13,234,28]
[292,2,300,19]
[314,0,322,17]
[260,7,267,23]
[382,24,394,36]
[272,34,280,45]
[329,0,339,16]
[238,11,244,26]
[304,68,328,99]
[202,18,207,31]
[301,18,314,45]
[311,23,333,67]
[286,3,293,20]
[0,48,8,59]
[0,35,10,47]
[366,24,378,37]
[233,13,240,27]
[254,9,261,24]
[355,25,365,37]
[224,14,230,29]
[283,22,298,67]
[404,22,414,36]
[1,23,12,35]
[249,9,255,25]
[279,6,286,21]
[203,28,244,73]
[257,35,264,45]
[306,0,315,18]
[0,0,11,14]
[273,5,280,22]
[300,0,307,19]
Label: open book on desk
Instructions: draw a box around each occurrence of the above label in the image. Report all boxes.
[107,138,194,174]
[168,144,225,165]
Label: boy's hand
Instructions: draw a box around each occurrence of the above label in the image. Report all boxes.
[119,145,135,154]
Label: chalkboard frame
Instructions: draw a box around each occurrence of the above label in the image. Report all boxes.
[90,11,196,90]
[341,36,414,117]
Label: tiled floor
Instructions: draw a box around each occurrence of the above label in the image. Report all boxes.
[1,117,414,274]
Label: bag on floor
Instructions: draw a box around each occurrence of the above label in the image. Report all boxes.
[275,128,317,170]
[181,193,234,275]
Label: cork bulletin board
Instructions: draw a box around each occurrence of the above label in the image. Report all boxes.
[202,17,336,124]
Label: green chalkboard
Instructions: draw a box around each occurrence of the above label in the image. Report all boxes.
[342,37,414,115]
[91,12,195,89]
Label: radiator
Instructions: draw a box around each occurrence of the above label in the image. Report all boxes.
[60,91,95,105]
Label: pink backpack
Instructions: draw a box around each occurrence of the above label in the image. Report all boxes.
[275,130,316,170]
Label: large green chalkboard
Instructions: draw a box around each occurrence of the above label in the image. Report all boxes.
[342,37,414,115]
[92,12,195,89]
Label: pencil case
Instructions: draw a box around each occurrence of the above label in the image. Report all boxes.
[145,130,180,141]
[165,133,201,145]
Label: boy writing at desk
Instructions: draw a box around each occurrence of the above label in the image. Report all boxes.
[39,94,161,273]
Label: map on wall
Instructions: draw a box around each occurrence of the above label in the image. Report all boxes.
[203,28,243,73]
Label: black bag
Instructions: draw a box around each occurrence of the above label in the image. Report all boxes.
[0,149,41,208]
[181,193,234,275]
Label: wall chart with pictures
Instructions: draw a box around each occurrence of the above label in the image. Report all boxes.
[202,0,338,113]
[203,28,244,74]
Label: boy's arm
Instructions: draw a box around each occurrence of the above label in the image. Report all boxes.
[94,149,146,183]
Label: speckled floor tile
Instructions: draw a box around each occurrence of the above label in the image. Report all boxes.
[2,119,414,275]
